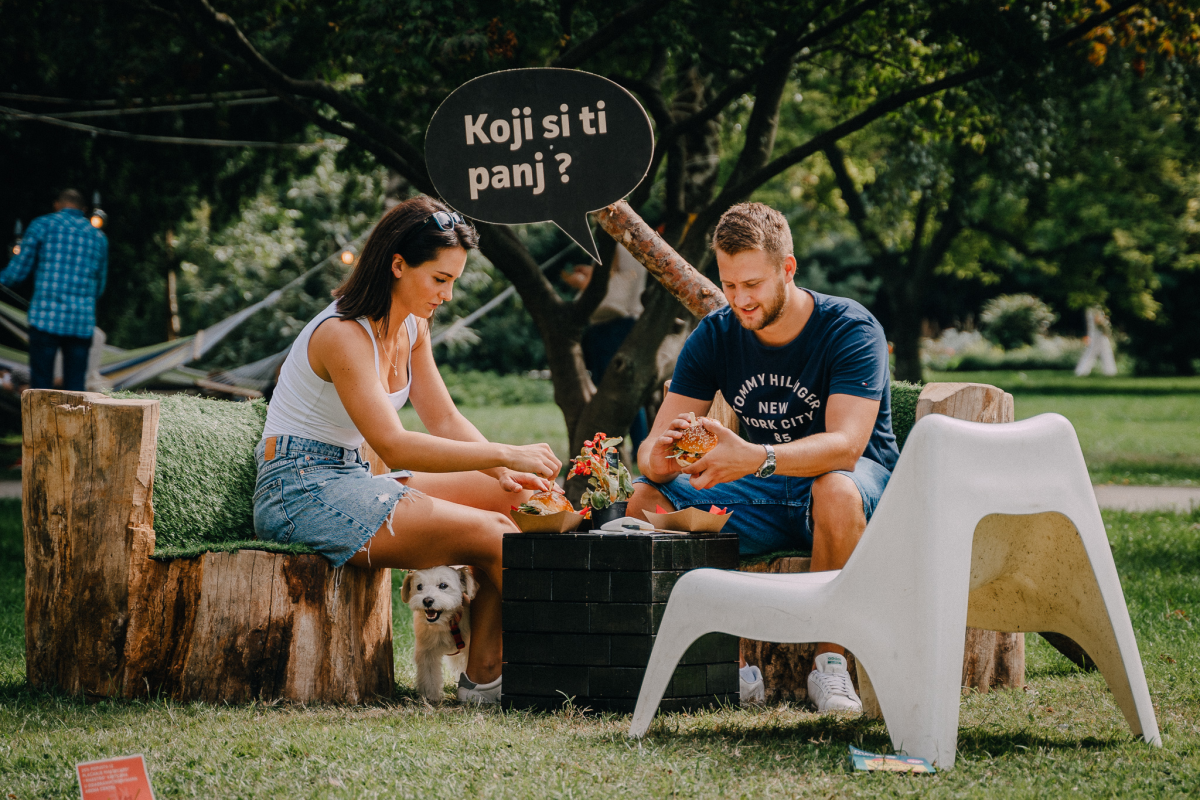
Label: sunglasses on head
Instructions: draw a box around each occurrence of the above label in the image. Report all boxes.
[423,210,466,231]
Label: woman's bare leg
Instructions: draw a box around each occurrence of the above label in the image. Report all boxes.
[345,491,509,683]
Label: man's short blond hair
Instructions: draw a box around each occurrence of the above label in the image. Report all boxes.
[711,202,793,266]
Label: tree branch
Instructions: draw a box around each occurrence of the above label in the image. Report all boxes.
[823,142,887,260]
[596,201,726,320]
[657,0,880,146]
[551,0,671,68]
[681,0,1146,256]
[725,55,792,190]
[182,0,433,191]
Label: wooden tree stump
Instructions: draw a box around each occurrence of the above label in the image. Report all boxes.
[737,382,1027,710]
[23,389,394,704]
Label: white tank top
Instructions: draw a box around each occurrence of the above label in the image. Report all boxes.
[262,300,418,449]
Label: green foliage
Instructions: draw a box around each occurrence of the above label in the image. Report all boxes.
[890,380,922,452]
[924,329,1086,371]
[979,294,1058,350]
[112,392,267,551]
[438,369,554,407]
[151,540,314,561]
[570,435,634,510]
[430,247,550,375]
[175,149,389,369]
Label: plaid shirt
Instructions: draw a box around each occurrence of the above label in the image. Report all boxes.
[1,208,108,338]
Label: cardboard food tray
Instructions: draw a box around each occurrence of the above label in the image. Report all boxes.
[642,507,732,534]
[511,509,586,533]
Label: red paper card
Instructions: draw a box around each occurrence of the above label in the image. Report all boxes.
[708,505,728,515]
[656,505,667,514]
[77,754,155,800]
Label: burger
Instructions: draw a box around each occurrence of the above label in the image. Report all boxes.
[515,490,575,515]
[671,412,717,466]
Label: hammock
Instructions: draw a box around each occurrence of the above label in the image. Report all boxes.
[0,230,370,394]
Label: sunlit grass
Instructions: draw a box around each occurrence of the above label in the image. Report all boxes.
[2,501,1198,797]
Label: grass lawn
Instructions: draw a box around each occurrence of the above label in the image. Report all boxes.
[401,403,571,468]
[1,498,1198,797]
[928,370,1200,486]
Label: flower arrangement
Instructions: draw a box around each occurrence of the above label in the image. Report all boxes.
[568,432,634,517]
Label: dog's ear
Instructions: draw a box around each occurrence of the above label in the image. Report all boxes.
[400,571,416,604]
[458,567,479,601]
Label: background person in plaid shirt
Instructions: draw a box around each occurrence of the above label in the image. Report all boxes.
[1,189,108,390]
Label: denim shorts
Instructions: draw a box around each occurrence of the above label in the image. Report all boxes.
[253,435,418,567]
[634,456,892,556]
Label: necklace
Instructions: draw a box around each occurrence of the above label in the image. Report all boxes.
[373,319,403,377]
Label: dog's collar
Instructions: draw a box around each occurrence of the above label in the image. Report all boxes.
[447,611,465,656]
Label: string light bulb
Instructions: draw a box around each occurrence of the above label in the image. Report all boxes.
[339,246,356,265]
[89,191,107,229]
[10,220,21,257]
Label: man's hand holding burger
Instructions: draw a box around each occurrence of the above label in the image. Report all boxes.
[645,412,767,490]
[678,418,771,490]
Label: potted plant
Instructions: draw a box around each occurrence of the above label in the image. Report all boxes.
[568,432,634,527]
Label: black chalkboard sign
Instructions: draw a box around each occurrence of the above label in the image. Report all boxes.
[425,69,655,262]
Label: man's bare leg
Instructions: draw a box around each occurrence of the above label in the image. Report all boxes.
[627,481,675,520]
[809,471,867,657]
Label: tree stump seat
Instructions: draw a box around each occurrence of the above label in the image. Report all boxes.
[713,382,1028,709]
[22,390,394,704]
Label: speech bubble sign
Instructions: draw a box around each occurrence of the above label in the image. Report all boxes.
[425,69,655,263]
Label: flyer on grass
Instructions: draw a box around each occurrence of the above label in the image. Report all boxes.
[848,745,935,773]
[76,754,156,800]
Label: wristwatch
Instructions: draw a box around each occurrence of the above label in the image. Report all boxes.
[755,444,776,478]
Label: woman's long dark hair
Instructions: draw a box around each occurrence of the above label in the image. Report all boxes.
[334,195,479,335]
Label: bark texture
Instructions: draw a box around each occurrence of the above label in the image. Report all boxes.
[23,390,393,704]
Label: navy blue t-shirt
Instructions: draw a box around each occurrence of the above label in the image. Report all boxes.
[670,291,899,471]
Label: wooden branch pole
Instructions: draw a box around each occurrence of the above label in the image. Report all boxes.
[596,200,727,320]
[23,390,393,704]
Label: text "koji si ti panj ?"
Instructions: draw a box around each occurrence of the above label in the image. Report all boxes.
[463,103,610,199]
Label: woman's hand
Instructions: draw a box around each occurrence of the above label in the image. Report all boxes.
[494,468,556,493]
[503,443,562,481]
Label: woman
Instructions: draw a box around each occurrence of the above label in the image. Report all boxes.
[254,196,561,703]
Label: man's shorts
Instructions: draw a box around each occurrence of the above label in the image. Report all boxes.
[633,457,892,556]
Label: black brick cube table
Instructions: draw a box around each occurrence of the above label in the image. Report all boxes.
[502,531,740,713]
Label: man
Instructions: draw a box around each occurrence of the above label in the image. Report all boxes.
[629,202,898,713]
[1,189,108,391]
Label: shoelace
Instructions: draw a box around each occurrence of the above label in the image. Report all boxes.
[816,670,855,698]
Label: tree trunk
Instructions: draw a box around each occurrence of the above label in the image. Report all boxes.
[886,274,925,383]
[22,389,394,704]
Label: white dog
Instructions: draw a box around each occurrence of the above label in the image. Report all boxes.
[401,566,478,702]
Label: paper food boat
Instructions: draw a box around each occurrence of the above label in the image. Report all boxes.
[641,507,732,534]
[511,508,586,533]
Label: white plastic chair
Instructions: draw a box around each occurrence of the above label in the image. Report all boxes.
[628,413,1160,769]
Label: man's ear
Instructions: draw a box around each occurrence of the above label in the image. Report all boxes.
[458,567,479,601]
[781,253,798,283]
[400,571,415,603]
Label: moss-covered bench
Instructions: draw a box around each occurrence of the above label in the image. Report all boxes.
[22,390,393,704]
[722,381,1026,707]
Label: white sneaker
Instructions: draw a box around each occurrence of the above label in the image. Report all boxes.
[739,665,765,705]
[807,652,861,713]
[457,673,501,705]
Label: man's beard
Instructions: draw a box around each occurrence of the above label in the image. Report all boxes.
[736,280,789,332]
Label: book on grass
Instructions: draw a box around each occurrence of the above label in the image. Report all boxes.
[848,745,935,773]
